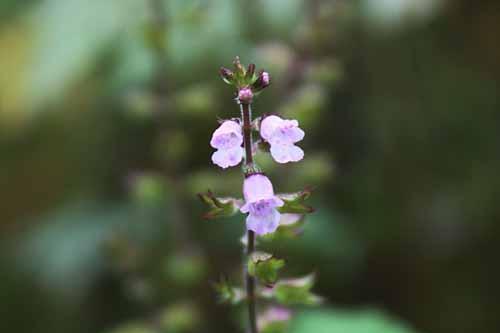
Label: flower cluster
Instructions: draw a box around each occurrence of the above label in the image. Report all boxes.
[204,57,311,236]
[210,116,304,171]
[199,57,318,333]
[210,65,305,234]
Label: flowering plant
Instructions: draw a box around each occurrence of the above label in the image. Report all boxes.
[199,57,319,333]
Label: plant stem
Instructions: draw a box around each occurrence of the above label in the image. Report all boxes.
[246,230,257,333]
[241,103,254,166]
[241,102,258,333]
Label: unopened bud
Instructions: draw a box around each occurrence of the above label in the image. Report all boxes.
[219,67,234,84]
[238,87,253,104]
[233,56,245,76]
[261,71,270,87]
[252,70,271,92]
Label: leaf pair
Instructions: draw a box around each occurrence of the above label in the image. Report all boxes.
[198,187,314,220]
[197,191,242,220]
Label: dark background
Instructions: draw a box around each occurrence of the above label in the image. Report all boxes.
[1,1,499,332]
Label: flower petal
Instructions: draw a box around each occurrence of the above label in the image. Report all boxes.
[210,120,243,149]
[246,209,281,235]
[260,115,283,141]
[243,174,275,203]
[285,125,304,143]
[270,144,304,163]
[211,147,243,168]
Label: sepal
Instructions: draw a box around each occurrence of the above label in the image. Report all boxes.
[248,252,285,286]
[277,187,315,214]
[197,191,242,219]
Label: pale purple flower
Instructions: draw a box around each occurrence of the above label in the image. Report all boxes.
[238,87,253,104]
[260,115,304,163]
[210,120,244,169]
[258,307,292,330]
[240,174,284,235]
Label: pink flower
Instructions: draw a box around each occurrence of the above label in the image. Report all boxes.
[260,115,304,163]
[238,87,253,104]
[261,71,270,87]
[240,174,284,235]
[258,307,292,330]
[210,120,244,169]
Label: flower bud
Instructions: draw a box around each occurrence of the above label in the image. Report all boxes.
[233,56,245,76]
[219,67,234,85]
[252,70,271,92]
[238,87,253,104]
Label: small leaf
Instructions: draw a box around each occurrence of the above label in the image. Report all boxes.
[213,277,245,305]
[197,190,242,219]
[277,187,315,214]
[273,274,322,306]
[248,252,285,285]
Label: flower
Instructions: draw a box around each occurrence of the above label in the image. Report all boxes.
[210,120,244,168]
[260,115,304,163]
[258,307,292,331]
[240,174,284,235]
[238,87,253,104]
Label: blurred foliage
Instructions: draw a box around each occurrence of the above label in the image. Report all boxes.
[290,309,419,333]
[1,0,500,333]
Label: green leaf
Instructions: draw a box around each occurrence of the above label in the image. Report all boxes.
[261,321,289,333]
[277,187,315,214]
[213,277,245,305]
[159,302,201,333]
[272,214,306,239]
[163,253,206,288]
[197,191,242,219]
[130,173,167,205]
[248,252,285,285]
[290,309,421,333]
[273,274,322,306]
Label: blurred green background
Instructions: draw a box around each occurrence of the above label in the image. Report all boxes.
[1,0,499,332]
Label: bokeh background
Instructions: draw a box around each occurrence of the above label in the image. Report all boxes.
[1,0,499,332]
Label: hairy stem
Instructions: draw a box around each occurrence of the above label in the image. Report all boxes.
[241,103,254,166]
[241,102,258,333]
